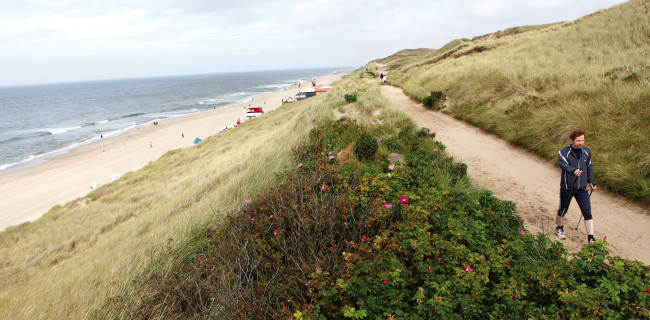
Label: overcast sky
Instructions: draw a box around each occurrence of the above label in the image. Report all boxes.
[0,0,627,87]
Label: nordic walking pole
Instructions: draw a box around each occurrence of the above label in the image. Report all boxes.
[575,186,595,230]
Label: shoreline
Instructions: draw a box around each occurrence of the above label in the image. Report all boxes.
[0,69,353,231]
[0,68,349,175]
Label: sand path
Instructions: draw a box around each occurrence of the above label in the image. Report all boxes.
[381,84,650,264]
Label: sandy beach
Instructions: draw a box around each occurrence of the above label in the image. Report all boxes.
[0,70,351,231]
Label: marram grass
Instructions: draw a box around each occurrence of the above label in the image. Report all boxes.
[0,71,366,319]
[386,0,649,204]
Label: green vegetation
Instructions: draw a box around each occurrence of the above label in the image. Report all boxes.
[422,91,445,110]
[107,82,648,318]
[384,0,649,204]
[354,133,379,160]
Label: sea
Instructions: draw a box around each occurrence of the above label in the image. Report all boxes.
[0,67,348,174]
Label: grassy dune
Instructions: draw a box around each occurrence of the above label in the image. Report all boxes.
[384,0,649,204]
[0,77,354,319]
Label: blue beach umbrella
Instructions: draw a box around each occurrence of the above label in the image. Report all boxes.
[193,138,202,144]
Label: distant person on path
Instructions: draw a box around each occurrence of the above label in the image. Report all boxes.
[555,130,597,244]
[382,75,387,84]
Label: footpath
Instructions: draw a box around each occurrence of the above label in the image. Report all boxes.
[380,84,650,264]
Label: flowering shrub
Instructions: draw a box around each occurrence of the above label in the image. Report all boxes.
[354,133,378,160]
[134,119,648,319]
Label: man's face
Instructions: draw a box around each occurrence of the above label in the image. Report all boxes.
[571,135,585,149]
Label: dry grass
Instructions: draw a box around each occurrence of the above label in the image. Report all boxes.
[0,73,358,319]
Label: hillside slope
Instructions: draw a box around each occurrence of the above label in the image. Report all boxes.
[384,0,649,205]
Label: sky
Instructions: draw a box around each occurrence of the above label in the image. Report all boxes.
[0,0,628,87]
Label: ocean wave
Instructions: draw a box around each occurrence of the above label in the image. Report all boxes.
[256,83,292,90]
[123,112,145,118]
[230,91,254,96]
[94,120,108,125]
[47,126,82,135]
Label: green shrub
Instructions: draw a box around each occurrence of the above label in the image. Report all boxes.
[381,135,400,151]
[132,119,649,319]
[344,93,358,103]
[354,133,378,160]
[422,91,445,110]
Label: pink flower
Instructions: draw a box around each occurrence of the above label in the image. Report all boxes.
[519,231,525,235]
[465,264,472,272]
[388,164,395,170]
[603,236,607,241]
[245,198,252,204]
[329,155,335,160]
[297,163,303,168]
[361,235,367,242]
[400,195,409,204]
[506,261,510,265]
[428,267,432,273]
[433,149,438,152]
[273,230,278,236]
[439,259,445,264]
[321,184,327,191]
[383,203,392,209]
[383,279,388,285]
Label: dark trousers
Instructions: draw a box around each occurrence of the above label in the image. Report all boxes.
[557,188,592,220]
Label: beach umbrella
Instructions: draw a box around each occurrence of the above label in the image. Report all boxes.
[194,138,202,144]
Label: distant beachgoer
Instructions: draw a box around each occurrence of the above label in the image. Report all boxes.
[150,141,152,148]
[383,75,387,84]
[100,134,103,139]
[182,132,184,138]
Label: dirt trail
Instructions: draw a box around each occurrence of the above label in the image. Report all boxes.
[381,84,650,265]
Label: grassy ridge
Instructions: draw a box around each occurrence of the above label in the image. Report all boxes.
[384,0,649,204]
[0,76,351,319]
[113,71,648,319]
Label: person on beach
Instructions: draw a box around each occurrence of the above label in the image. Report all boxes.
[555,130,597,244]
[383,75,387,84]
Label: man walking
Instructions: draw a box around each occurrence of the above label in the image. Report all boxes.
[555,130,597,244]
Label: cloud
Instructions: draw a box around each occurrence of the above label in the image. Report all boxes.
[0,0,629,86]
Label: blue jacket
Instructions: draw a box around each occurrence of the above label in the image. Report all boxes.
[558,145,593,190]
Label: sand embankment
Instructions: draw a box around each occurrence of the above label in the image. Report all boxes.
[0,70,351,231]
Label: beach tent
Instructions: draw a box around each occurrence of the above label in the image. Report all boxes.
[194,138,202,144]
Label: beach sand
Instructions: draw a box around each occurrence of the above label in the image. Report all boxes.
[0,70,351,231]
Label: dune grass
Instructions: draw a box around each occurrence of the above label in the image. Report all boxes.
[385,0,649,204]
[0,72,360,319]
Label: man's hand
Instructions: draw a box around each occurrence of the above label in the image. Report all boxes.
[574,169,583,176]
[590,183,597,191]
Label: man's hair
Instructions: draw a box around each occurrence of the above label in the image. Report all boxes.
[570,130,585,140]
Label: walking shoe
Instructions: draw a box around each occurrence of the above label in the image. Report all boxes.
[555,227,566,240]
[588,235,595,245]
